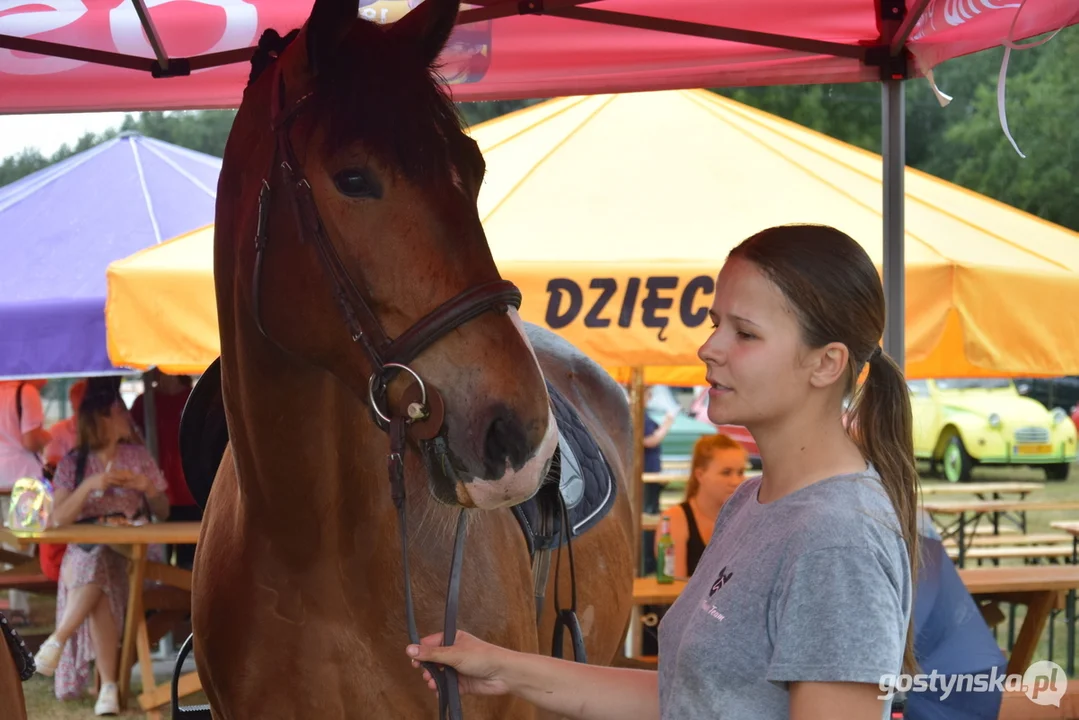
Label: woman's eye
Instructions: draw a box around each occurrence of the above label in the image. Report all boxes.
[333,169,379,198]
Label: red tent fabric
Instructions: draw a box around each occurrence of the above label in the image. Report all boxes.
[1,0,1077,113]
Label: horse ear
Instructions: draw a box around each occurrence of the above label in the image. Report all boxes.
[392,0,461,68]
[306,0,360,75]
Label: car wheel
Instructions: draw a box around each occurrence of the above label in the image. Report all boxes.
[941,434,974,483]
[1046,464,1070,482]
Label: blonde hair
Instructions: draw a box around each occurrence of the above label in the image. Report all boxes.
[685,433,747,501]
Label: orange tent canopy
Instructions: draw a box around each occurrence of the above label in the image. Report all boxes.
[106,91,1079,381]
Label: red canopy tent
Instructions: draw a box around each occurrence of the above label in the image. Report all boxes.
[1,0,1075,111]
[3,0,1078,367]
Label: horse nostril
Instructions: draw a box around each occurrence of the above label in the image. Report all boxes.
[482,408,530,477]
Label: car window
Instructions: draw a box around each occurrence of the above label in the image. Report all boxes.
[907,380,929,397]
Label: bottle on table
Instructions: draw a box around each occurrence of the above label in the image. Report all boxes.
[656,515,675,584]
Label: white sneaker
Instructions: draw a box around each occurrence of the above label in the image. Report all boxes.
[33,635,62,677]
[94,682,120,716]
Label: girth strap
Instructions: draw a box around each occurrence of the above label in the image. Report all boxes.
[389,417,466,720]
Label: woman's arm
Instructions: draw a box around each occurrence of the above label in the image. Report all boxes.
[790,682,885,719]
[503,650,659,720]
[407,632,659,720]
[641,412,677,449]
[116,470,170,521]
[51,475,109,528]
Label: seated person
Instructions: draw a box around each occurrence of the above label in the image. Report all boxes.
[44,380,87,471]
[32,377,169,716]
[656,432,748,578]
[642,433,747,657]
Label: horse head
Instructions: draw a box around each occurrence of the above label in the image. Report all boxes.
[226,0,556,510]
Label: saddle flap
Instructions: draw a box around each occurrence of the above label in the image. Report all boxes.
[179,357,230,510]
[511,382,617,558]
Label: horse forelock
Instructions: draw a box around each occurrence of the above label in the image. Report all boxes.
[309,23,470,186]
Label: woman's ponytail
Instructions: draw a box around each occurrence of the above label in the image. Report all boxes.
[852,349,921,675]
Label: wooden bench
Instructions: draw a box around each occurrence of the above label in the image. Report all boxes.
[944,532,1073,548]
[1000,687,1079,719]
[946,545,1075,562]
[0,549,56,595]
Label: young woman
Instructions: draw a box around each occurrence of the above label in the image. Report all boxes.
[33,377,169,716]
[657,433,748,579]
[405,224,918,720]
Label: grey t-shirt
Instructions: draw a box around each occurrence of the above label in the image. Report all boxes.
[658,466,912,719]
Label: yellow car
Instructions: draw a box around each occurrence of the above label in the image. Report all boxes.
[908,378,1077,483]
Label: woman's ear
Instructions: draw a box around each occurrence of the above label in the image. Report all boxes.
[809,342,850,389]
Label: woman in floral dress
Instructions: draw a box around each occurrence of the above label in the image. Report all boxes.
[32,377,169,716]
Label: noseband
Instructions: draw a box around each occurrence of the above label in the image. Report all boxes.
[250,55,521,720]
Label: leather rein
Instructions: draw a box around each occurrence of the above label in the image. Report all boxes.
[249,58,521,720]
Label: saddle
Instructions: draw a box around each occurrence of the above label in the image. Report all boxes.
[176,360,615,678]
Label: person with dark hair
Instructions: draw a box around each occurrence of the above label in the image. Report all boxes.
[404,224,917,720]
[32,377,170,715]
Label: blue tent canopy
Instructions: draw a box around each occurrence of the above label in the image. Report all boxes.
[0,133,220,379]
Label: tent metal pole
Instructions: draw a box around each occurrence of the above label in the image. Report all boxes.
[141,369,161,465]
[550,7,866,59]
[130,0,170,72]
[628,366,646,660]
[881,78,905,369]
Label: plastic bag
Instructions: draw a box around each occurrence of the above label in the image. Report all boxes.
[8,476,53,532]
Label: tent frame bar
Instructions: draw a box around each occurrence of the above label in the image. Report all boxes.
[549,6,867,60]
[1,0,898,78]
[130,0,171,72]
[890,0,932,56]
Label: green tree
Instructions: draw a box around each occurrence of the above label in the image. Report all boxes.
[925,31,1079,230]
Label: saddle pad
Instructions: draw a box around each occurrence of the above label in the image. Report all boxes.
[511,382,617,557]
[179,357,229,510]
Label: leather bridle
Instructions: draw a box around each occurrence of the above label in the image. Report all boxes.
[250,56,522,720]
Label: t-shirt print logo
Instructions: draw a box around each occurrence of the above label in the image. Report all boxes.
[710,566,733,596]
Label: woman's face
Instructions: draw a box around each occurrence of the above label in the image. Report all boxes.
[695,448,747,505]
[103,401,130,442]
[697,257,814,430]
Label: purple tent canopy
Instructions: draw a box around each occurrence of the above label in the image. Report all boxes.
[0,133,221,379]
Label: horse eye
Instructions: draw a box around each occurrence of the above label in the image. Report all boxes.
[333,169,379,198]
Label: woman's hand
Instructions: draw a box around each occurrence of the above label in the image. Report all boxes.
[114,470,153,494]
[82,471,121,494]
[406,631,513,696]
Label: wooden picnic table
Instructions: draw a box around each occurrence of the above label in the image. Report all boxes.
[1049,521,1079,676]
[643,472,687,485]
[0,522,202,718]
[632,565,1079,676]
[919,481,1044,497]
[922,499,1079,567]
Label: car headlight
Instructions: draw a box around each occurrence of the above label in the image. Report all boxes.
[988,413,1002,429]
[1052,408,1069,426]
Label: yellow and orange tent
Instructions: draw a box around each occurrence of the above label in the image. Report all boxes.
[106,90,1079,381]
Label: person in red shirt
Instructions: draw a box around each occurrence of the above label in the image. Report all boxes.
[131,373,201,568]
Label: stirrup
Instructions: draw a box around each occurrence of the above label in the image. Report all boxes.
[172,634,213,718]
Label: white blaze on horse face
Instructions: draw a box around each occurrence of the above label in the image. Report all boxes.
[464,406,558,509]
[461,307,557,509]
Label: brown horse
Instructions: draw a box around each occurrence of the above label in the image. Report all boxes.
[191,0,635,717]
[1,613,29,720]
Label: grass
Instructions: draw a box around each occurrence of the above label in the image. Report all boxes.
[22,674,210,719]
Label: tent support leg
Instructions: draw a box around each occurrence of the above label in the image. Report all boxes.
[881,78,905,370]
